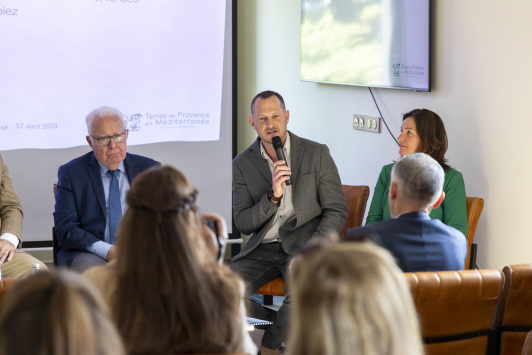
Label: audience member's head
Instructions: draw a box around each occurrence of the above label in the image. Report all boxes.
[389,152,445,218]
[400,108,450,171]
[85,106,128,170]
[112,165,244,355]
[0,270,124,355]
[290,242,424,355]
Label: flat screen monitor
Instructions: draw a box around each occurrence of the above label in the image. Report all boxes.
[301,0,431,92]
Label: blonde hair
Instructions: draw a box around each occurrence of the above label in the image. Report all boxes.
[290,242,424,355]
[0,270,125,355]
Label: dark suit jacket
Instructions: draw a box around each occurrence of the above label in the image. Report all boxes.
[232,132,347,261]
[346,211,467,272]
[53,152,160,266]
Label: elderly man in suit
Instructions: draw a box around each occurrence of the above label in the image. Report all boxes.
[347,153,467,272]
[54,106,160,272]
[230,90,348,354]
[0,154,47,277]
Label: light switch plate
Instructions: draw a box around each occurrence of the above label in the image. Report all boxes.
[353,114,380,133]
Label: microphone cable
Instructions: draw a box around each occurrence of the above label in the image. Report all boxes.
[368,87,399,146]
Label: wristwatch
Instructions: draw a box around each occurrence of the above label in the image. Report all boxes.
[268,188,282,207]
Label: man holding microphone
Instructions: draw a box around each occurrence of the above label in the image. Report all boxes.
[230,90,347,354]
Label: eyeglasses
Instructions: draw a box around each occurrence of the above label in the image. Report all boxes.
[90,131,128,146]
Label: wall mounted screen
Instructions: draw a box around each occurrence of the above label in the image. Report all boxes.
[301,0,431,91]
[0,0,226,150]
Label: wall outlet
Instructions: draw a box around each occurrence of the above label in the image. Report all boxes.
[353,114,380,133]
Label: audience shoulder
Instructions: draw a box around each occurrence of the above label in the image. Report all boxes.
[433,218,466,239]
[347,225,372,239]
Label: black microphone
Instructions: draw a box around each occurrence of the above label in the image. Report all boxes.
[272,136,292,186]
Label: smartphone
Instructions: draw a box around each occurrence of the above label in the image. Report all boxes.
[202,218,226,264]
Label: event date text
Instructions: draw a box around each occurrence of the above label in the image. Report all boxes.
[0,123,59,130]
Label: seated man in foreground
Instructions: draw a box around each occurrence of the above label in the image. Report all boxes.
[347,153,467,272]
[0,154,47,277]
[54,106,160,272]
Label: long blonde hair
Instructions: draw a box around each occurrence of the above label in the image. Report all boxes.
[290,241,424,355]
[0,270,125,355]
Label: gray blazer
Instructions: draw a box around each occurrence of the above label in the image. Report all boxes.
[232,132,347,261]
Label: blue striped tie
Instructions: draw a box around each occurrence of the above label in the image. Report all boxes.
[108,170,122,245]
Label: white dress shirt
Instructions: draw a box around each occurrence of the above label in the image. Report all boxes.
[260,133,296,243]
[0,233,19,248]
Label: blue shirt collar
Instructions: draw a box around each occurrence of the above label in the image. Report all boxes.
[98,160,125,177]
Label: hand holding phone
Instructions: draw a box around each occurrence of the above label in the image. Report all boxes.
[201,213,228,264]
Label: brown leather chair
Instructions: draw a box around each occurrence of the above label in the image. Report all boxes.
[255,184,370,301]
[405,269,503,355]
[494,264,532,355]
[0,279,20,309]
[522,331,532,355]
[339,185,370,239]
[465,197,484,270]
[255,275,285,297]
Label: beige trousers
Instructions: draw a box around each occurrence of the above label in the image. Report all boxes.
[2,250,48,278]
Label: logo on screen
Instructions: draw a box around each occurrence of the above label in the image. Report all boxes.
[127,114,142,132]
[393,63,401,77]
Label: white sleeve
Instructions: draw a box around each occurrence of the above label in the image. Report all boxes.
[0,233,19,248]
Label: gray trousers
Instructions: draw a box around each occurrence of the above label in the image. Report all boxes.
[229,242,291,350]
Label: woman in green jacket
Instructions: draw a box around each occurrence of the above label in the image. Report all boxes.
[366,109,468,237]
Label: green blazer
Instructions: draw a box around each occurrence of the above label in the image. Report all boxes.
[366,163,468,237]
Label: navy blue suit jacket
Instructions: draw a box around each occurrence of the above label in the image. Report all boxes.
[53,152,160,266]
[346,212,467,272]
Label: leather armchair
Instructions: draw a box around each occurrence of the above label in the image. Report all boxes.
[522,331,532,355]
[405,269,503,355]
[339,185,370,239]
[494,264,532,355]
[256,184,369,301]
[255,275,285,297]
[465,197,484,269]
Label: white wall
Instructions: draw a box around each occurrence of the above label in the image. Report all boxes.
[237,0,532,270]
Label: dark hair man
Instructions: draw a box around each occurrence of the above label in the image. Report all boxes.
[347,153,467,272]
[230,90,348,354]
